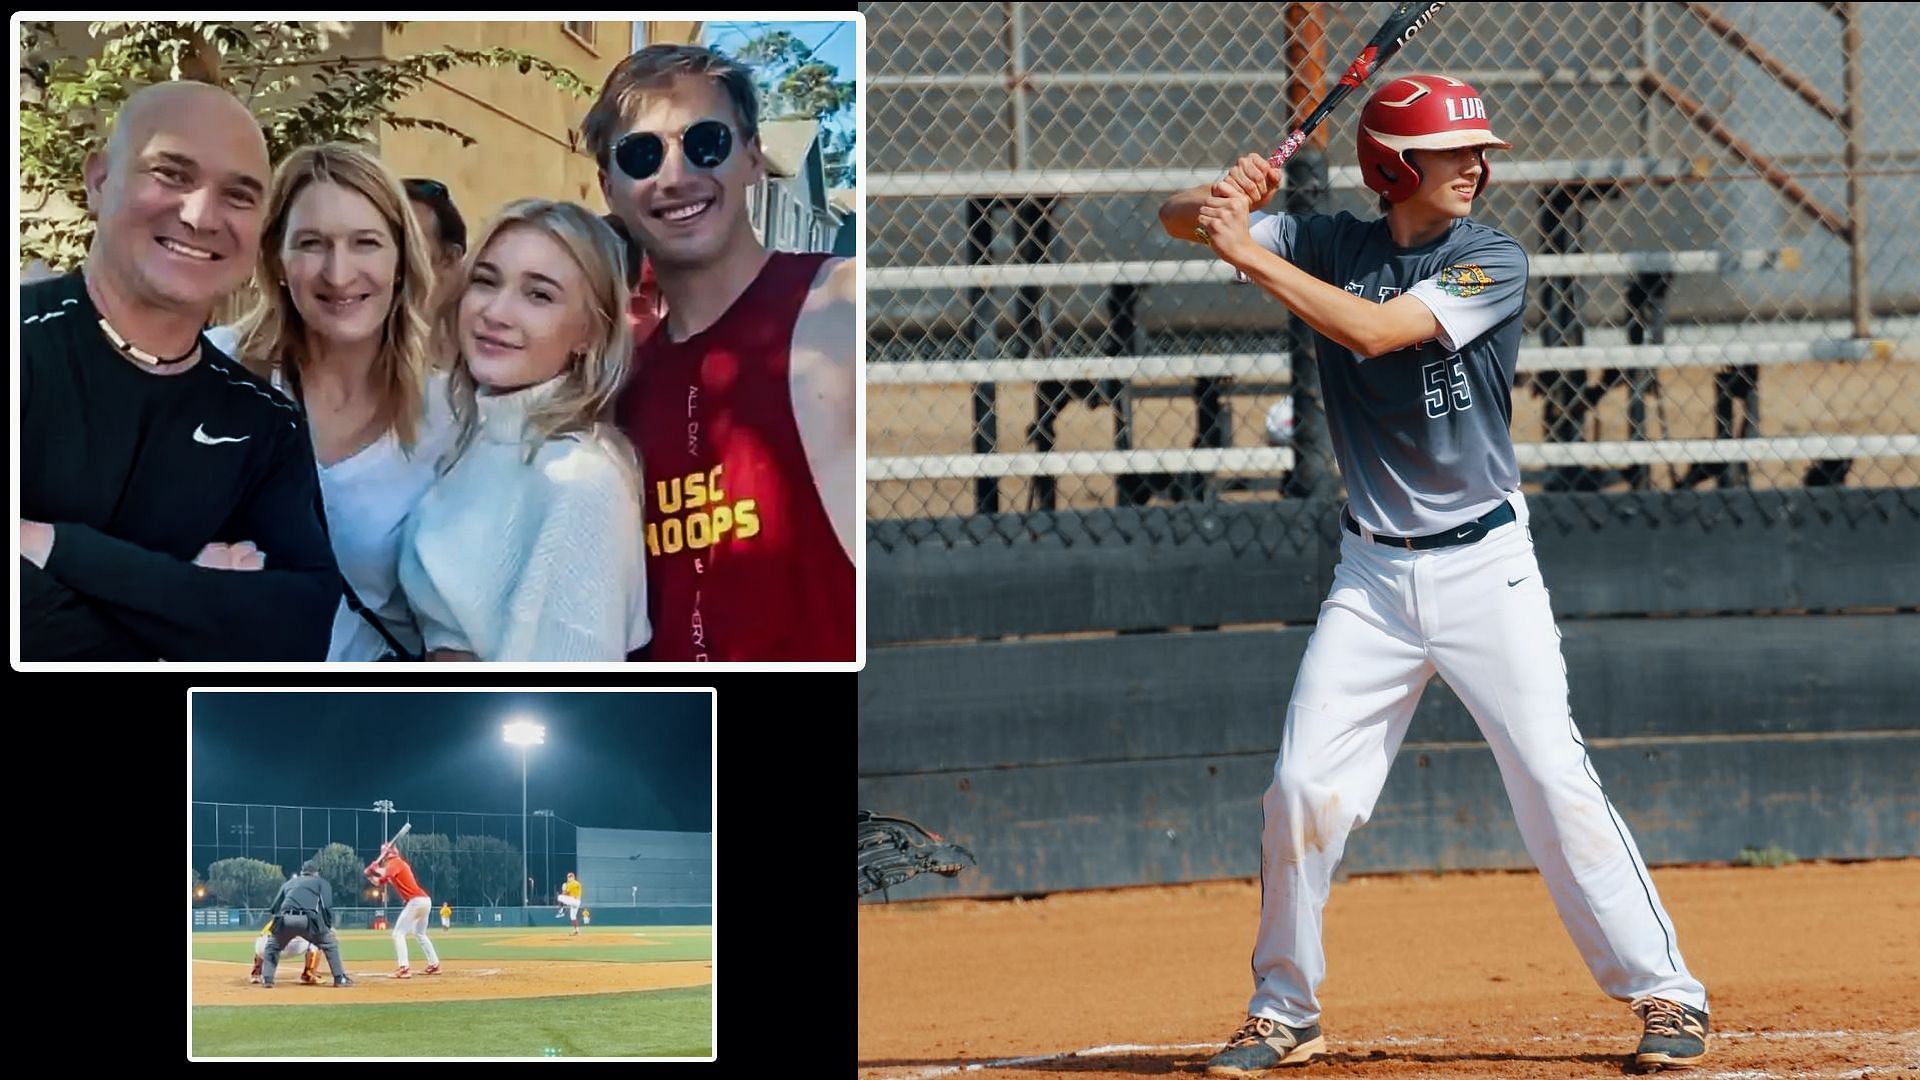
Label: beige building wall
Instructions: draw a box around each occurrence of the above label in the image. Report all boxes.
[644,22,704,48]
[375,20,705,229]
[375,21,631,229]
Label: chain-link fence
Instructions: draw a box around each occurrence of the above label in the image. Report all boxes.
[191,802,574,908]
[865,1,1920,549]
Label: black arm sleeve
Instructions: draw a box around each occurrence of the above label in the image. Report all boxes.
[17,560,149,660]
[39,423,341,661]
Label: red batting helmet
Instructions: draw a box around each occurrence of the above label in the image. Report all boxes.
[1357,74,1512,204]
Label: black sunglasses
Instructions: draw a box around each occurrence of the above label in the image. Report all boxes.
[612,119,734,182]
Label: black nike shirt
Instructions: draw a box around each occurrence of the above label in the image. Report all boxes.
[19,271,340,661]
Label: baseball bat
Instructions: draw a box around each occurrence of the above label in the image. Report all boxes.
[1267,0,1449,172]
[370,821,411,871]
[1197,1,1448,243]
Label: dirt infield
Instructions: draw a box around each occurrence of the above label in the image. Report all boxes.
[858,860,1920,1078]
[192,958,712,1007]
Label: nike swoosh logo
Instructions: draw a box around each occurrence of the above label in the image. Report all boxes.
[193,424,250,445]
[1455,528,1475,539]
[1507,576,1530,587]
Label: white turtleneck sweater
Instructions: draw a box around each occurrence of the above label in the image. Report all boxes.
[397,378,650,661]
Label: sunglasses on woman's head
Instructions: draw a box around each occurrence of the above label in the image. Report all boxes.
[612,119,734,182]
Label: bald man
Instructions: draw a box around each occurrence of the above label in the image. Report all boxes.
[18,81,340,661]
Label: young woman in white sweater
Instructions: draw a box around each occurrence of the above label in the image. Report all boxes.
[398,199,650,661]
[215,143,456,660]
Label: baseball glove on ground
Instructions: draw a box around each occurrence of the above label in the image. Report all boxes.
[858,810,977,898]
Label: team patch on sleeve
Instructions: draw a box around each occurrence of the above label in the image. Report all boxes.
[1437,263,1495,297]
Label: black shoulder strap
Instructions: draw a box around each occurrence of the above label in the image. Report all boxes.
[342,583,421,662]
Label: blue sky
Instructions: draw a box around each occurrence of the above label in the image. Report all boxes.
[704,18,858,176]
[704,19,858,86]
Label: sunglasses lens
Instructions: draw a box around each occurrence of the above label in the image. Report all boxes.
[684,121,733,169]
[615,133,666,180]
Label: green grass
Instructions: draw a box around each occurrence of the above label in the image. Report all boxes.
[1734,844,1800,868]
[192,925,712,1057]
[191,986,711,1057]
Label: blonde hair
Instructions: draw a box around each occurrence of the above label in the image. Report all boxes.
[441,199,638,481]
[230,142,434,450]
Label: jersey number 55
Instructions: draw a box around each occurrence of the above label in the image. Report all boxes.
[1423,357,1474,418]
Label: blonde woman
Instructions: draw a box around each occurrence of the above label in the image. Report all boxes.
[212,142,456,660]
[398,199,650,661]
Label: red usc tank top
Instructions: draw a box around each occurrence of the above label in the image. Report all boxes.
[619,251,855,661]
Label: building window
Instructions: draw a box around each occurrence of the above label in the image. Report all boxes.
[562,22,596,51]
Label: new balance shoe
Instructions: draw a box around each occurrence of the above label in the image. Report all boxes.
[1633,997,1710,1071]
[1205,1015,1327,1075]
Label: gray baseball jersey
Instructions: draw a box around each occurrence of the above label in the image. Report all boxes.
[1248,211,1529,535]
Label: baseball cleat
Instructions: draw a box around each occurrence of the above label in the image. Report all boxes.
[1205,1015,1327,1075]
[392,967,411,979]
[1633,997,1710,1071]
[423,964,441,975]
[258,980,274,988]
[248,974,262,985]
[334,976,355,987]
[300,973,322,985]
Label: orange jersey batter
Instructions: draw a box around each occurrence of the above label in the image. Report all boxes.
[377,854,427,903]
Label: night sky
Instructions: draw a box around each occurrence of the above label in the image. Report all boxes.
[191,690,713,832]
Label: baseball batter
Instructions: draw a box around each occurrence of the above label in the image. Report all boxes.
[1158,74,1710,1073]
[366,842,441,978]
[557,871,583,936]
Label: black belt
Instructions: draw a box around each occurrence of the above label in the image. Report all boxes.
[1344,501,1516,550]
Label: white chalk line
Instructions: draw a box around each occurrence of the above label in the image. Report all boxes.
[1704,1060,1912,1068]
[869,1042,1215,1079]
[864,1029,1918,1080]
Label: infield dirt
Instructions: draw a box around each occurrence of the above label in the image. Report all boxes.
[859,859,1920,1078]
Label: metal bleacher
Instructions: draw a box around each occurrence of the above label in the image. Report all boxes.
[867,154,1908,500]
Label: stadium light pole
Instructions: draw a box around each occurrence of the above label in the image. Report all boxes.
[502,720,545,910]
[373,799,395,907]
[534,809,555,903]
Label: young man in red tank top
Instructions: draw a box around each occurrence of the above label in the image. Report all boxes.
[586,44,857,662]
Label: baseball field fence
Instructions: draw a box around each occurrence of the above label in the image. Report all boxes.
[191,804,713,915]
[858,1,1920,899]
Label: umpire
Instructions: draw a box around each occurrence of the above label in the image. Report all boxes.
[262,860,352,987]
